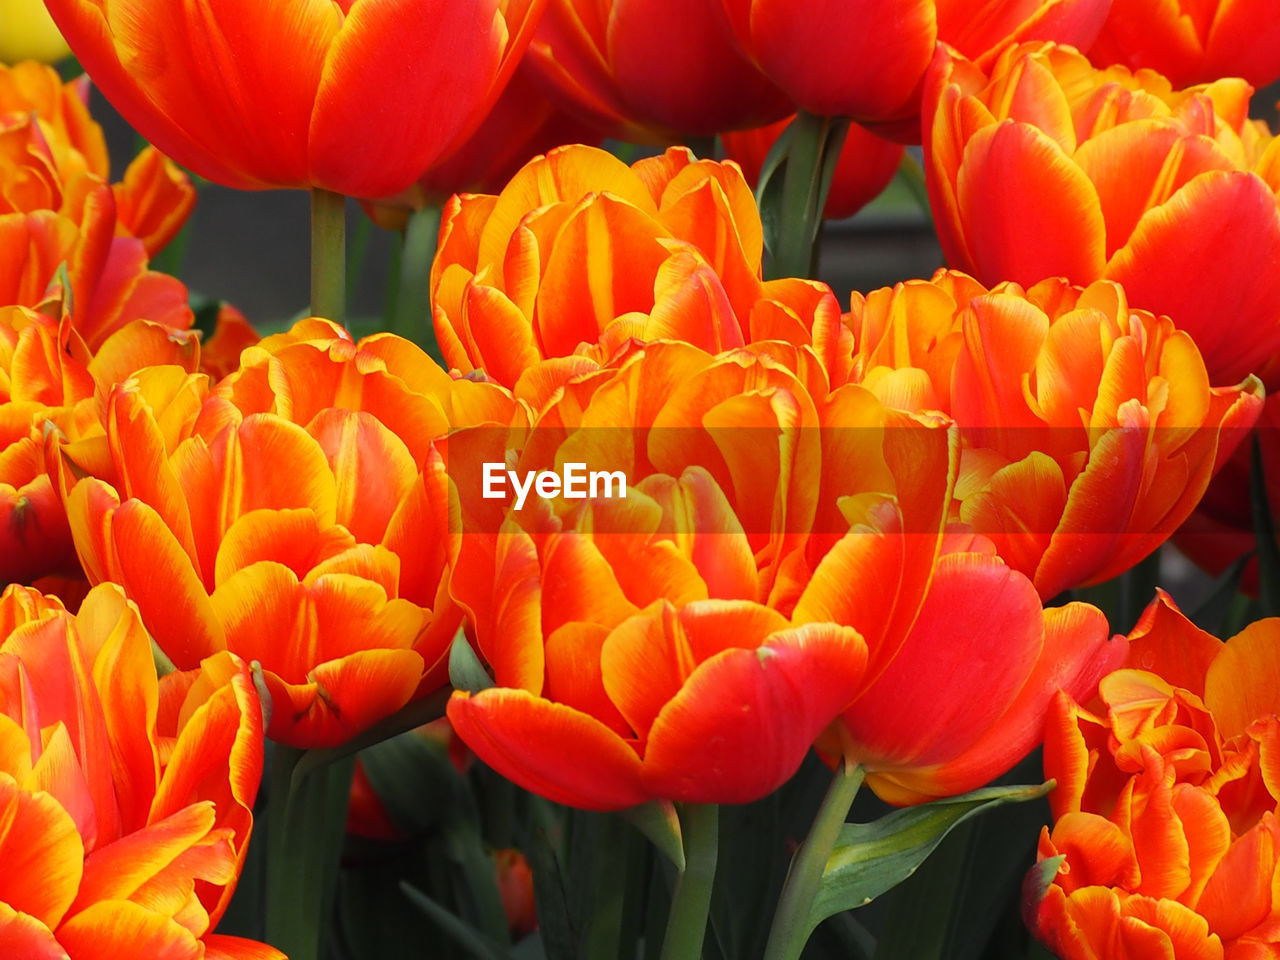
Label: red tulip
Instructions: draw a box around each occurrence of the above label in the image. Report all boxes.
[42,0,549,198]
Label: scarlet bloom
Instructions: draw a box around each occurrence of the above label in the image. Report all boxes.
[0,582,278,959]
[925,41,1280,386]
[523,0,789,142]
[712,0,1108,132]
[42,0,547,198]
[1089,0,1280,88]
[1028,594,1280,959]
[837,271,1263,599]
[721,116,904,221]
[446,340,1119,809]
[60,319,516,748]
[431,143,837,394]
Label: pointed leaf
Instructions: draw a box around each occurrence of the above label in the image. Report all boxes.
[807,781,1053,931]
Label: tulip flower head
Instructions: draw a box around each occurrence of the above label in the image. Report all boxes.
[1028,594,1280,959]
[925,41,1280,386]
[446,339,1120,809]
[60,319,518,748]
[0,582,278,958]
[431,143,841,397]
[41,0,549,197]
[839,271,1263,600]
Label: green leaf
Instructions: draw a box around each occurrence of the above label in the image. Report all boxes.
[808,781,1054,931]
[451,629,496,694]
[401,882,514,960]
[527,824,578,960]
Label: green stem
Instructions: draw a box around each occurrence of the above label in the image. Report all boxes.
[659,803,720,960]
[762,761,865,960]
[390,204,443,360]
[311,187,347,325]
[769,111,850,280]
[264,743,357,960]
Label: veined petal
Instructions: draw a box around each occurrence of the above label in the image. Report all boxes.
[642,622,866,804]
[448,689,648,811]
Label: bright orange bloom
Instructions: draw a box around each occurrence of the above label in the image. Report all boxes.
[0,61,195,256]
[1,306,201,584]
[837,270,1262,600]
[446,341,1119,809]
[721,116,904,221]
[1028,594,1280,959]
[925,41,1280,386]
[431,143,837,395]
[1089,0,1280,88]
[363,57,601,232]
[0,582,278,959]
[712,0,1107,133]
[523,0,788,142]
[42,0,547,199]
[60,319,517,748]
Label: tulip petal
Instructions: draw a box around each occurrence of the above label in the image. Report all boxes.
[57,898,203,960]
[0,775,83,929]
[1104,171,1280,384]
[447,689,648,810]
[642,622,866,804]
[1205,619,1280,741]
[957,120,1106,285]
[310,0,506,198]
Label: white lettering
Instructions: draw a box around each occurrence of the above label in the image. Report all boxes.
[591,470,627,499]
[562,462,587,498]
[482,461,506,499]
[480,462,629,509]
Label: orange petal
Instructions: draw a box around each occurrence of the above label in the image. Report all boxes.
[642,621,867,804]
[56,899,203,960]
[0,776,83,929]
[447,688,648,810]
[957,120,1106,285]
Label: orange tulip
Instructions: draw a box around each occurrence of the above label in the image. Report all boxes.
[0,61,195,256]
[446,340,1118,808]
[712,0,1107,133]
[837,270,1263,600]
[60,319,517,748]
[430,143,839,395]
[0,582,278,959]
[1028,593,1280,959]
[363,56,602,232]
[523,0,789,142]
[1089,0,1280,88]
[722,116,904,221]
[1,306,201,584]
[925,41,1280,386]
[42,0,547,198]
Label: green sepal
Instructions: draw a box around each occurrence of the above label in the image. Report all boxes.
[451,628,495,694]
[621,800,685,871]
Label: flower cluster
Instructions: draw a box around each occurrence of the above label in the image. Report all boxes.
[1029,594,1280,959]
